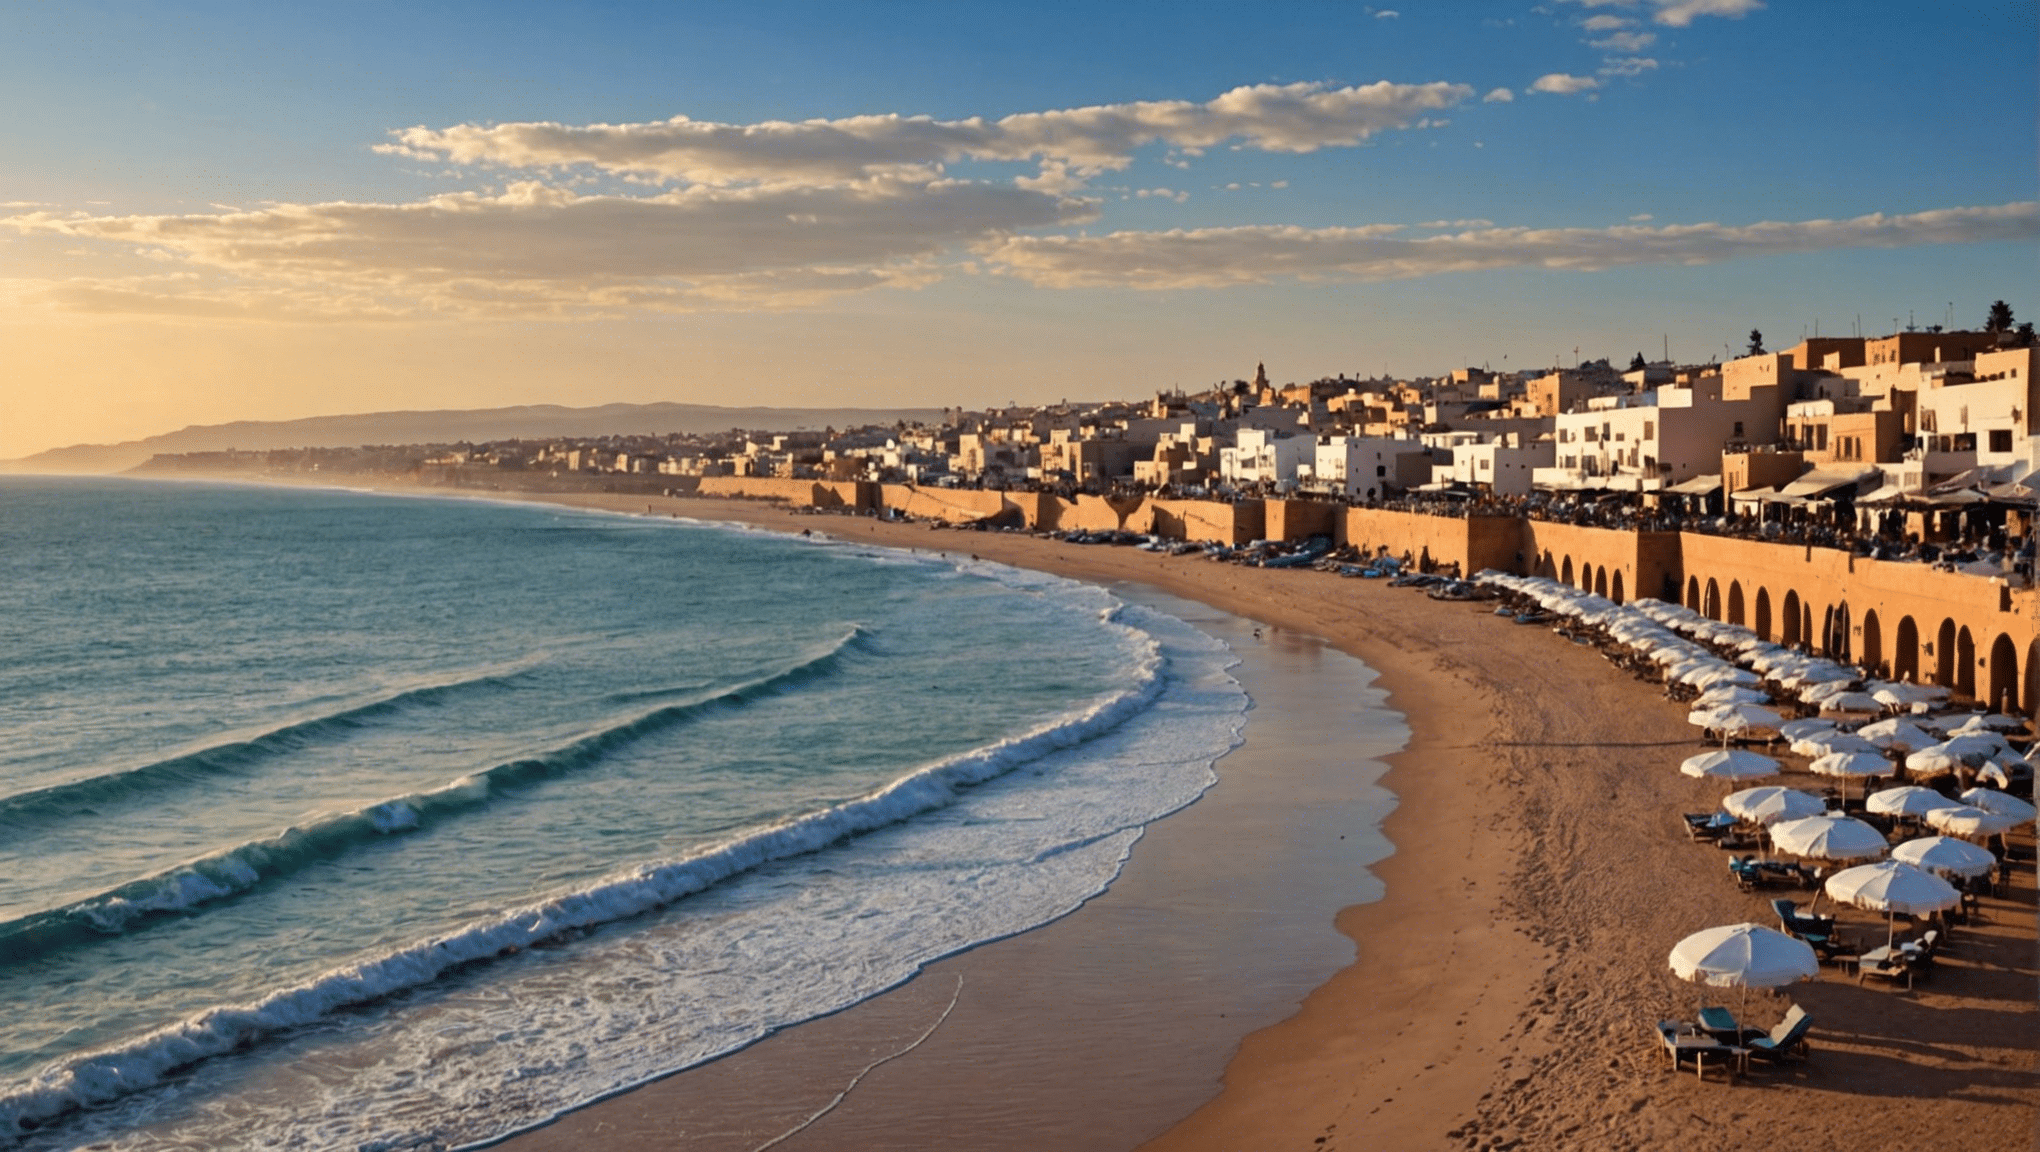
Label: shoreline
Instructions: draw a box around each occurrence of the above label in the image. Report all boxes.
[45,475,2034,1150]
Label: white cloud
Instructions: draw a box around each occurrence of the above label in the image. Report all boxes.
[1589,30,1657,50]
[1581,14,1632,29]
[1558,0,1763,26]
[4,178,1082,316]
[1529,73,1602,95]
[1375,8,1399,16]
[977,202,2040,289]
[381,80,1474,191]
[1484,87,1516,103]
[1629,213,1654,221]
[1135,187,1191,203]
[1599,56,1659,77]
[1417,218,1496,228]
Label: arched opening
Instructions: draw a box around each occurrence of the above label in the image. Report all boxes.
[1987,633,2018,714]
[1686,576,1701,611]
[2027,639,2040,723]
[1537,550,1555,579]
[1955,625,1976,699]
[1610,570,1625,605]
[1827,602,1851,663]
[1727,582,1746,626]
[1594,567,1608,598]
[1801,602,1815,650]
[1782,591,1802,647]
[1894,616,1920,681]
[1860,609,1883,675]
[1580,563,1595,593]
[1561,556,1574,586]
[1704,578,1722,620]
[1755,588,1773,640]
[1936,618,1957,687]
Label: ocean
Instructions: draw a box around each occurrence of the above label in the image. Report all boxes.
[0,478,1249,1150]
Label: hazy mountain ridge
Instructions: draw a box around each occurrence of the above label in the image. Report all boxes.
[2,403,951,475]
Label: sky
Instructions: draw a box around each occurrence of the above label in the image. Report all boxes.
[2,0,2034,458]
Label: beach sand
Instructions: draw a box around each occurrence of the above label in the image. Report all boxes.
[292,482,2040,1149]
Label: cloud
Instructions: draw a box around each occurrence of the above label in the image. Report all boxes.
[977,202,2040,289]
[1483,87,1516,103]
[1558,0,1763,26]
[1529,73,1602,95]
[380,81,1474,190]
[1599,56,1659,76]
[1629,213,1654,221]
[1589,30,1657,50]
[4,177,1083,316]
[1374,8,1399,16]
[1581,14,1632,29]
[1417,218,1495,228]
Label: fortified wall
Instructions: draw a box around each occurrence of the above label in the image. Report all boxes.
[690,477,2037,710]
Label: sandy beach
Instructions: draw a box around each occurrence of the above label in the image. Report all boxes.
[291,481,2039,1149]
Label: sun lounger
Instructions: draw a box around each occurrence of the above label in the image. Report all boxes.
[1744,1005,1812,1064]
[1684,811,1736,841]
[1769,898,1845,960]
[1853,945,1916,989]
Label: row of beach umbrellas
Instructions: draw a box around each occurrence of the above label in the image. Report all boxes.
[1468,573,2032,1001]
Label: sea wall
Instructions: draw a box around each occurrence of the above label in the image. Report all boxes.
[682,477,2034,706]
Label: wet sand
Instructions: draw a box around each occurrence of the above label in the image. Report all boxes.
[230,481,2040,1150]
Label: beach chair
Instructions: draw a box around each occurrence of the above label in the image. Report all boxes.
[1684,811,1735,841]
[1744,1005,1812,1064]
[1770,898,1844,960]
[1728,855,1762,891]
[1652,1021,1743,1082]
[1854,945,1916,989]
[1695,1006,1747,1043]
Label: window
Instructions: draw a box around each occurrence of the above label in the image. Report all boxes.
[1732,421,1745,438]
[1990,429,2013,453]
[1643,420,1655,440]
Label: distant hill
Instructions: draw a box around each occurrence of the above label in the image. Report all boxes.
[1,403,951,475]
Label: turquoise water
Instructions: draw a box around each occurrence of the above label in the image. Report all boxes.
[0,479,1246,1149]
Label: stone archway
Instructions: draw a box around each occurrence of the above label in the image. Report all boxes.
[1610,570,1625,605]
[1782,590,1803,647]
[1562,556,1574,586]
[1827,602,1851,663]
[1894,616,1919,682]
[1687,576,1702,611]
[1580,563,1595,593]
[1936,618,1957,687]
[1987,633,2018,714]
[1860,609,1883,675]
[1537,551,1555,578]
[1727,582,1746,626]
[1755,588,1773,640]
[1594,567,1608,598]
[2027,638,2040,723]
[1704,578,1722,620]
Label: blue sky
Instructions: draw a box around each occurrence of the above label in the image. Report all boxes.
[2,1,2034,456]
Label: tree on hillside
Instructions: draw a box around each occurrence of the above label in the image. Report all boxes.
[2016,322,2036,347]
[1629,352,1647,370]
[1746,329,1765,356]
[1985,300,2016,332]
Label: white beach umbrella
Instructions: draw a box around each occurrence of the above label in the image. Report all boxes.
[1778,718,1838,742]
[1819,691,1885,714]
[1668,923,1819,991]
[1793,732,1881,759]
[1890,836,1997,878]
[1696,684,1770,708]
[1856,718,1938,753]
[1686,664,1761,690]
[1906,735,2005,779]
[1799,679,1861,706]
[1825,860,1961,946]
[1951,713,2027,734]
[1712,703,1783,733]
[1770,814,1889,863]
[1870,682,1948,709]
[1681,749,1780,782]
[1924,805,2022,838]
[1957,788,2037,822]
[1808,750,1893,804]
[1865,786,1961,819]
[1723,786,1827,826]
